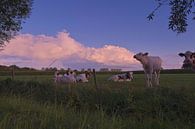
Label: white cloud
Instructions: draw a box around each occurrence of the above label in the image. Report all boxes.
[0,32,139,70]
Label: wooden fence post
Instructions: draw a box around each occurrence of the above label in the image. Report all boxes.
[93,69,98,90]
[11,65,15,80]
[93,69,101,107]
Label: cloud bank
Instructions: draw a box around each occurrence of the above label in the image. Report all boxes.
[0,32,139,70]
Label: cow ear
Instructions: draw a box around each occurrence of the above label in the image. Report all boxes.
[144,52,148,56]
[179,53,185,57]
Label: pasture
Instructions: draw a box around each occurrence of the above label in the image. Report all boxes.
[0,72,195,129]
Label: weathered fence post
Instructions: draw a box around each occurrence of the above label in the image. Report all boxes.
[93,69,101,107]
[11,65,15,80]
[93,69,98,90]
[54,83,57,109]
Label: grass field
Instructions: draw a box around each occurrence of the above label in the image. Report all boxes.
[0,72,195,129]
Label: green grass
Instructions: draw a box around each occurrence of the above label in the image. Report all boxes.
[0,96,194,129]
[0,96,123,129]
[0,73,195,129]
[1,73,195,87]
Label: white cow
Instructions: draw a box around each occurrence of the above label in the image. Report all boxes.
[133,52,162,87]
[179,51,195,71]
[76,71,91,82]
[76,74,88,82]
[108,72,133,82]
[54,71,76,84]
[54,71,63,83]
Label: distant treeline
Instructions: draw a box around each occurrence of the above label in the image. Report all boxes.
[132,69,195,74]
[0,71,54,76]
[0,65,54,76]
[0,64,194,76]
[96,69,195,74]
[0,65,36,71]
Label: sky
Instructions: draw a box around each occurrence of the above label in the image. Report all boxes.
[0,0,195,70]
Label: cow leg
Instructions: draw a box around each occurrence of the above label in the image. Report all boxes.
[156,70,160,86]
[154,71,157,86]
[152,72,157,86]
[149,73,153,87]
[145,74,149,87]
[146,73,152,87]
[153,71,160,86]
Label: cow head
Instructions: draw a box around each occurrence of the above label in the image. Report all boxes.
[179,51,195,70]
[85,71,92,79]
[125,72,133,79]
[133,52,148,61]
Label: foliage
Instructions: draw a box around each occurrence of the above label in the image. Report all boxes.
[148,0,195,33]
[0,0,33,47]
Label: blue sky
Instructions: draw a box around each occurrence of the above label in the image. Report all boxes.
[1,0,195,70]
[21,0,194,53]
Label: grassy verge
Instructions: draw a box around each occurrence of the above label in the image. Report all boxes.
[0,96,194,129]
[0,77,195,129]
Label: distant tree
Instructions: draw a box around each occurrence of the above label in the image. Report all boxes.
[45,67,57,71]
[81,68,85,72]
[9,65,20,70]
[0,0,33,47]
[99,68,109,72]
[60,68,65,71]
[41,67,46,71]
[148,0,195,33]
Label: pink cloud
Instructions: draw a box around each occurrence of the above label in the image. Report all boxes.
[0,32,139,70]
[86,45,136,66]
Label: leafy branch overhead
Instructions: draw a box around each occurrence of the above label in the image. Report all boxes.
[148,0,195,33]
[0,0,33,47]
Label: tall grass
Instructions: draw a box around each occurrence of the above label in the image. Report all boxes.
[0,96,123,129]
[0,73,195,129]
[0,96,194,129]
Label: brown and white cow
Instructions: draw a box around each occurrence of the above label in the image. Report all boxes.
[178,51,195,71]
[76,71,92,83]
[108,72,133,82]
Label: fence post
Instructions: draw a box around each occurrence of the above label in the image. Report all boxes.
[54,83,57,109]
[11,65,15,80]
[93,69,98,90]
[93,69,101,107]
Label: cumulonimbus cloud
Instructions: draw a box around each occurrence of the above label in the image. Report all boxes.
[0,32,139,70]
